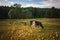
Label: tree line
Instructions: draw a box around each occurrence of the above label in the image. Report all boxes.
[0,4,60,19]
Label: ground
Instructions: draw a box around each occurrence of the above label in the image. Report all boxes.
[0,18,60,40]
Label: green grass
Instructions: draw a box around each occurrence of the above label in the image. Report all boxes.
[0,18,60,40]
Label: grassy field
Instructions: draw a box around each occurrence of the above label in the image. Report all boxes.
[0,18,60,40]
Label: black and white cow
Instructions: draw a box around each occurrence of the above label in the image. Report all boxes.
[30,20,44,29]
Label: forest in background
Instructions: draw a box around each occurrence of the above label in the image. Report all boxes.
[0,4,60,19]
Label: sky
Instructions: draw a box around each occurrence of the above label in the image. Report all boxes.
[0,0,60,8]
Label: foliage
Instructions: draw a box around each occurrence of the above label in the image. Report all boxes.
[0,5,60,19]
[21,9,33,18]
[12,3,21,8]
[8,8,22,19]
[8,8,32,19]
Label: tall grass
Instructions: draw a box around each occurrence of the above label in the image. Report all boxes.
[0,18,60,40]
[0,25,60,40]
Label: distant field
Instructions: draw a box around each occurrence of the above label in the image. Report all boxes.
[0,18,60,40]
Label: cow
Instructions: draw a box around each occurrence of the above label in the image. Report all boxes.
[30,20,44,29]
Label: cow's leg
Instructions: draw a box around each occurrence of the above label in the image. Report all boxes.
[40,25,44,29]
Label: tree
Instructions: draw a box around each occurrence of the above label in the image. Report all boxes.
[8,5,33,19]
[8,7,22,19]
[21,9,33,18]
[0,6,10,19]
[12,3,21,8]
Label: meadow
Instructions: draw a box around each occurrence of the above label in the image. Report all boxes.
[0,18,60,40]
